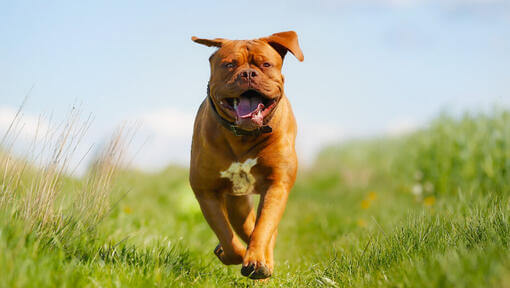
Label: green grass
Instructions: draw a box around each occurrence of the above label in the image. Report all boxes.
[1,110,510,287]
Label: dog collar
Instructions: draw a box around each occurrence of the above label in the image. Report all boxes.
[207,85,272,137]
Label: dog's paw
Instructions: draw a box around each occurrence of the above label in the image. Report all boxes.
[213,244,243,265]
[241,250,272,279]
[241,262,272,279]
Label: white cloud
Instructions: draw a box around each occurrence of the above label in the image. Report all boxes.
[385,117,421,136]
[0,106,195,173]
[128,107,195,170]
[138,108,195,139]
[296,122,345,166]
[0,106,50,142]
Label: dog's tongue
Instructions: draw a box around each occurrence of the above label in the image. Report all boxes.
[236,96,264,119]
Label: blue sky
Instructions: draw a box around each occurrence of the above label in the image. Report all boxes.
[1,0,509,170]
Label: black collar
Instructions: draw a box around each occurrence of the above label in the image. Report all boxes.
[207,85,272,137]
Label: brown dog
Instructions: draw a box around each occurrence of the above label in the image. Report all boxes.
[189,31,303,279]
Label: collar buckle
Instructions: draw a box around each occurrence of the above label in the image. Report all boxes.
[230,125,241,137]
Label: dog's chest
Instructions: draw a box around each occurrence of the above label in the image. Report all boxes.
[220,158,258,195]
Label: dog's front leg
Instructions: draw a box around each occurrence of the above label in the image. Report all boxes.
[195,191,246,265]
[241,183,290,279]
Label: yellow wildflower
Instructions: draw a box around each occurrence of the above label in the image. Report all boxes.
[423,196,436,207]
[361,199,371,209]
[357,219,367,227]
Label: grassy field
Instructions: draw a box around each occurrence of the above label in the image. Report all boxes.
[1,110,509,287]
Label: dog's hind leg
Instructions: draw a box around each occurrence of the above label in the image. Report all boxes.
[194,191,245,265]
[226,194,256,243]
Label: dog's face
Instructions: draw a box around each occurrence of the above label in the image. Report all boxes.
[208,40,284,130]
[193,31,303,131]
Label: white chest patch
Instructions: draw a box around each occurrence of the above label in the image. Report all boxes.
[220,158,258,195]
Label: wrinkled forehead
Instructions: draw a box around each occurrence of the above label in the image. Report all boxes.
[213,40,281,64]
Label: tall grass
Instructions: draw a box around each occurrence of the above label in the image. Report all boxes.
[0,105,129,245]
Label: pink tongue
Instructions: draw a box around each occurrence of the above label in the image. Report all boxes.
[236,97,264,118]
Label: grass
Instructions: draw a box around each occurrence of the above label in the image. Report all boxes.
[1,109,509,287]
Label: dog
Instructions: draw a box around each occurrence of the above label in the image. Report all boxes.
[189,31,303,280]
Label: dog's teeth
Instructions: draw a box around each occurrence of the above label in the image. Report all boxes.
[233,98,238,109]
[220,101,223,105]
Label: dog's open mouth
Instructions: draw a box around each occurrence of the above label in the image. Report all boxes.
[220,90,277,127]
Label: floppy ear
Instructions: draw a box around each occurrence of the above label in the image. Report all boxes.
[191,36,226,47]
[261,31,304,62]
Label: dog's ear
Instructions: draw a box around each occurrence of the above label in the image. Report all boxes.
[261,31,304,62]
[191,36,226,47]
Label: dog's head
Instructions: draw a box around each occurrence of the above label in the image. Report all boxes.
[192,31,303,131]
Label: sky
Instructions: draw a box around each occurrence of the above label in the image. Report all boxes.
[1,0,509,171]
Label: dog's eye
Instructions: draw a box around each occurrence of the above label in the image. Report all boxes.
[262,62,272,68]
[225,62,235,68]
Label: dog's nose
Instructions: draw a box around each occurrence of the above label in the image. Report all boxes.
[239,69,258,80]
